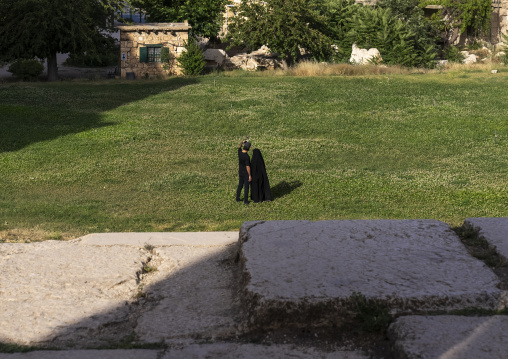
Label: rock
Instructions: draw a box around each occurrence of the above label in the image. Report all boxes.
[464,53,478,64]
[0,241,148,346]
[203,49,228,66]
[227,53,281,71]
[437,59,448,67]
[349,43,381,65]
[238,220,504,329]
[465,217,508,258]
[389,316,508,359]
[134,245,238,342]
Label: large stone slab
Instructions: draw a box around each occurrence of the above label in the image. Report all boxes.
[0,241,148,345]
[238,220,503,328]
[389,315,508,359]
[465,217,508,259]
[134,245,239,341]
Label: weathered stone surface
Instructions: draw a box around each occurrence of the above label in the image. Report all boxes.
[76,232,237,247]
[0,346,368,359]
[161,344,368,359]
[227,52,281,71]
[203,49,228,65]
[134,245,239,341]
[389,315,508,359]
[350,44,381,65]
[239,220,503,328]
[461,51,478,64]
[465,217,508,259]
[0,350,158,359]
[0,241,147,345]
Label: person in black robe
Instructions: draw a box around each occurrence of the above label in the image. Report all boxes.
[250,148,272,203]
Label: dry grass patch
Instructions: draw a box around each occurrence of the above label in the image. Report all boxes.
[0,228,79,243]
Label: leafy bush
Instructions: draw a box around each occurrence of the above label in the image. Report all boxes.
[444,46,465,63]
[176,38,206,76]
[8,59,44,81]
[226,0,334,65]
[500,32,508,65]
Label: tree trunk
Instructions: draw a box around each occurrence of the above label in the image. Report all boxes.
[47,51,59,81]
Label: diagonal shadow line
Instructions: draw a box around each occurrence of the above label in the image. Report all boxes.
[0,77,198,153]
[0,238,241,349]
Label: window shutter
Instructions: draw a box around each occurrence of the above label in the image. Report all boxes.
[139,47,148,63]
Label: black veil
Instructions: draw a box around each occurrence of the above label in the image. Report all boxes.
[250,148,272,202]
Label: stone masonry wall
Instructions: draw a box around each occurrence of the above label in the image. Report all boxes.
[118,23,190,79]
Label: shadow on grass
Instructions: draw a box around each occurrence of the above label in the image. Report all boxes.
[0,77,198,153]
[270,180,303,200]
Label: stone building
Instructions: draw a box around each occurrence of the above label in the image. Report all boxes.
[118,22,191,79]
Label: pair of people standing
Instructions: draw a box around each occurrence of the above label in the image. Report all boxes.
[236,140,271,204]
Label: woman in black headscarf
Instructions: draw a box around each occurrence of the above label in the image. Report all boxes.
[250,148,272,203]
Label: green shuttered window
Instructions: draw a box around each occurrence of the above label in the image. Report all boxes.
[139,45,163,63]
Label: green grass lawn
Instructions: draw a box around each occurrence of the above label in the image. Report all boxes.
[1,70,507,240]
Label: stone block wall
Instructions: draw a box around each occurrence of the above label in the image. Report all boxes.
[492,0,508,42]
[118,22,191,79]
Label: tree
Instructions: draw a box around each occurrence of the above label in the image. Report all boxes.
[225,0,333,66]
[132,0,229,40]
[0,0,127,81]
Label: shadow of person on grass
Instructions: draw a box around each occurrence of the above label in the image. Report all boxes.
[0,77,198,153]
[270,180,303,200]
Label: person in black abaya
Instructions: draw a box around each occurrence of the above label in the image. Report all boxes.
[250,148,272,203]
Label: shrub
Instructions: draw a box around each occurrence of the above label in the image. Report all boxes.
[500,32,508,65]
[444,46,465,63]
[176,38,206,76]
[7,59,44,81]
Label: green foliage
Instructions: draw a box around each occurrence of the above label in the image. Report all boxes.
[438,0,491,36]
[0,0,125,80]
[349,292,391,332]
[347,6,436,67]
[443,45,465,63]
[177,39,206,76]
[64,40,119,68]
[500,32,508,65]
[7,59,44,81]
[132,0,228,40]
[226,0,334,65]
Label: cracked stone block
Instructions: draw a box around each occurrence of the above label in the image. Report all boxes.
[238,220,503,329]
[135,245,239,341]
[0,241,148,345]
[389,315,508,359]
[465,217,508,259]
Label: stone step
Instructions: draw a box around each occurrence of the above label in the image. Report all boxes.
[465,217,508,259]
[388,315,508,359]
[238,220,506,329]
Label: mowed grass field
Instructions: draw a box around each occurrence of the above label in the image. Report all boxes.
[1,69,507,241]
